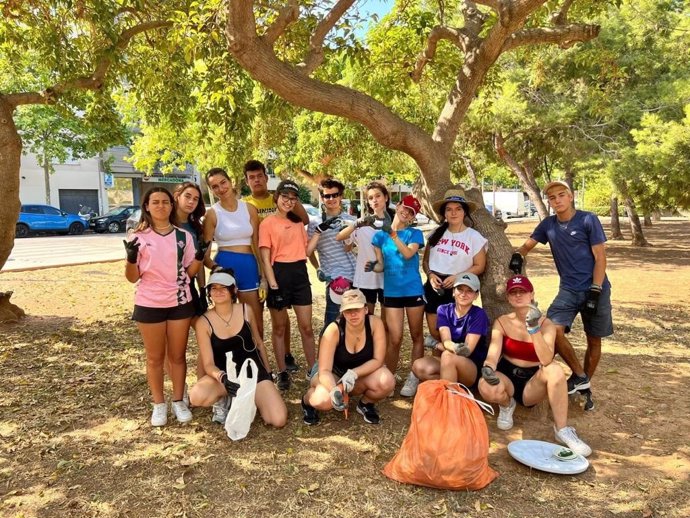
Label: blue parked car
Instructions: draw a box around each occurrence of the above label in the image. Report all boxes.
[16,204,89,238]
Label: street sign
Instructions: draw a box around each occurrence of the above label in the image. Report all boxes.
[142,176,191,184]
[103,173,114,189]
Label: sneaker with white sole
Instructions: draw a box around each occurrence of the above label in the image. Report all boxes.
[356,400,380,424]
[567,373,591,394]
[151,402,168,427]
[172,400,193,424]
[211,396,230,424]
[497,397,516,430]
[423,334,439,349]
[554,425,592,457]
[399,372,420,397]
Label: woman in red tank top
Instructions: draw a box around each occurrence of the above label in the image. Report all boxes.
[477,275,592,457]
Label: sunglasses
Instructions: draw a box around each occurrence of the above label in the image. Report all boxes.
[321,192,342,200]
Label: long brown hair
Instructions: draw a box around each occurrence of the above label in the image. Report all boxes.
[135,187,175,232]
[173,182,205,236]
[365,181,396,220]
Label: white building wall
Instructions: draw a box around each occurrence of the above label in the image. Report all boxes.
[18,152,108,213]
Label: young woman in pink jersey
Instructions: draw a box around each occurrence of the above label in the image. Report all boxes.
[125,187,207,427]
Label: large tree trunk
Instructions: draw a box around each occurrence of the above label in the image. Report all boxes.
[609,195,624,240]
[0,97,22,272]
[624,196,651,247]
[493,133,549,219]
[643,214,652,227]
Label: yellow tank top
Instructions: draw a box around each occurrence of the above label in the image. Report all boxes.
[243,194,276,223]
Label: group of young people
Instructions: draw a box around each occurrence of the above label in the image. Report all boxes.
[125,162,612,457]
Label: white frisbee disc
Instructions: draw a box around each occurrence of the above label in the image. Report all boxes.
[507,439,589,475]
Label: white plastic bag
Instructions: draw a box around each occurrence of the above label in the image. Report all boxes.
[224,358,258,441]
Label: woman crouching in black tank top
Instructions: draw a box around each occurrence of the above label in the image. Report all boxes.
[189,267,287,429]
[301,289,394,425]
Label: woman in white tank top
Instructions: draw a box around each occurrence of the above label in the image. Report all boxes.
[203,168,265,339]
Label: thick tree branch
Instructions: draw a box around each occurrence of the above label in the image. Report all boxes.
[264,1,299,45]
[5,20,171,108]
[411,26,471,82]
[502,23,600,52]
[299,0,356,75]
[462,1,489,36]
[551,0,575,26]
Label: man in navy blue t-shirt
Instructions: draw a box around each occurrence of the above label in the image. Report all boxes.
[510,181,613,410]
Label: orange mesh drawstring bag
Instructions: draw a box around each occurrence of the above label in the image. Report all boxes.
[382,380,499,490]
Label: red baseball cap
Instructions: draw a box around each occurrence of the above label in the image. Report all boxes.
[506,275,534,293]
[400,195,421,216]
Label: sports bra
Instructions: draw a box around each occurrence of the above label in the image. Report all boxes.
[497,318,541,363]
[332,316,375,372]
[213,200,252,247]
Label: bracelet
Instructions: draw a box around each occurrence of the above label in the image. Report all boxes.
[527,326,541,335]
[390,231,398,240]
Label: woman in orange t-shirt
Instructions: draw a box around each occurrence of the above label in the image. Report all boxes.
[258,180,318,392]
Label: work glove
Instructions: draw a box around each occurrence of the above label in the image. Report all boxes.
[195,240,210,262]
[445,341,471,357]
[525,302,542,333]
[123,237,140,264]
[481,365,500,386]
[338,369,358,393]
[316,268,332,283]
[218,371,240,398]
[509,252,524,274]
[315,217,340,234]
[364,260,379,273]
[330,386,347,411]
[267,287,287,309]
[583,285,601,316]
[355,214,376,228]
[377,212,393,234]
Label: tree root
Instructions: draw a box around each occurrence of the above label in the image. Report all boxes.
[0,291,26,323]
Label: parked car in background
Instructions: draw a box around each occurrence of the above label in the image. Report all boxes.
[16,204,89,238]
[484,203,503,220]
[90,205,138,233]
[125,208,142,234]
[302,203,322,226]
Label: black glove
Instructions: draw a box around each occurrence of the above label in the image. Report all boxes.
[481,365,500,386]
[316,216,340,234]
[364,260,378,272]
[525,302,542,331]
[286,211,302,223]
[379,212,393,234]
[355,214,376,228]
[434,286,445,296]
[198,290,209,314]
[583,285,601,316]
[453,342,471,357]
[267,287,287,309]
[219,371,240,398]
[509,252,523,274]
[316,268,331,283]
[195,240,210,261]
[123,237,140,264]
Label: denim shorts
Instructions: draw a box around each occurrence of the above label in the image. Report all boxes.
[214,250,260,292]
[547,285,614,337]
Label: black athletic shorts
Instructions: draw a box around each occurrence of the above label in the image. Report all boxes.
[355,287,384,306]
[497,357,539,407]
[383,294,426,309]
[270,260,312,309]
[423,276,454,314]
[132,302,195,324]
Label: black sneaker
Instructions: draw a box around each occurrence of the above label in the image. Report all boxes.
[356,400,380,424]
[567,373,591,394]
[582,389,595,411]
[301,398,320,425]
[285,353,299,373]
[276,370,291,391]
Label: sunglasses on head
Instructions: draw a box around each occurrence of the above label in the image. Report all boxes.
[321,192,342,200]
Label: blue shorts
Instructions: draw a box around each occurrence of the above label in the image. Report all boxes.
[215,251,260,292]
[546,285,613,338]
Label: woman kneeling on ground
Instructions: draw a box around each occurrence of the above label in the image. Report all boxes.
[301,289,394,425]
[189,268,287,429]
[478,275,591,457]
[411,272,489,387]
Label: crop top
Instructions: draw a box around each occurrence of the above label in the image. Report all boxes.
[213,200,253,247]
[497,317,544,363]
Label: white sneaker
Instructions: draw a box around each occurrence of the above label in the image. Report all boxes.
[497,397,516,430]
[212,396,229,424]
[182,384,190,407]
[554,425,592,457]
[400,372,420,397]
[423,334,439,349]
[151,402,168,427]
[172,400,193,424]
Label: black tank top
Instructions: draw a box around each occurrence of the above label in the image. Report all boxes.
[332,316,374,373]
[203,307,269,380]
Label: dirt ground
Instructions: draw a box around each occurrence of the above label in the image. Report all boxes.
[1,219,689,518]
